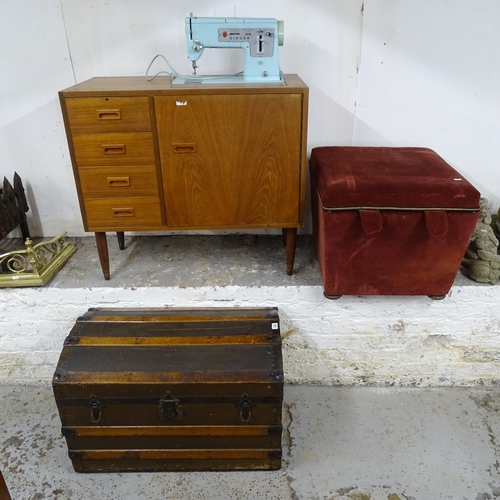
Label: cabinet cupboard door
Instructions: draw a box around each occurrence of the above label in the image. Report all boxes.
[155,94,303,228]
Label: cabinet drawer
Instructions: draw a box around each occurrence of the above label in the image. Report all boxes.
[79,166,159,197]
[65,97,151,132]
[73,132,155,166]
[84,197,163,229]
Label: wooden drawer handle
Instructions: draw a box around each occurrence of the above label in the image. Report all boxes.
[96,109,122,120]
[172,143,197,154]
[112,207,135,217]
[102,144,126,155]
[107,176,130,187]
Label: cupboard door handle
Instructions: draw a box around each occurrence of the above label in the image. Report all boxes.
[96,109,122,120]
[102,144,126,155]
[112,207,135,217]
[107,176,130,187]
[172,143,197,154]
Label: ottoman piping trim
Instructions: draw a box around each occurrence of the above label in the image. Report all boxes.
[316,190,480,212]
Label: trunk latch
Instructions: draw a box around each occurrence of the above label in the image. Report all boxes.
[237,394,256,423]
[87,395,103,423]
[157,392,184,421]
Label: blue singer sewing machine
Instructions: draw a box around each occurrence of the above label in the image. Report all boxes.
[172,15,285,84]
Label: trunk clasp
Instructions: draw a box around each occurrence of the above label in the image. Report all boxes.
[157,392,184,421]
[237,394,256,423]
[87,395,103,424]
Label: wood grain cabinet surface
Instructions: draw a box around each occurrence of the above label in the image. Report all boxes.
[59,76,309,280]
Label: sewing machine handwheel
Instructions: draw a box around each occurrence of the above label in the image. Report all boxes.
[278,20,284,46]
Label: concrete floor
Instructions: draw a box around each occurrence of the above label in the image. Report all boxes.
[0,233,320,288]
[1,384,500,500]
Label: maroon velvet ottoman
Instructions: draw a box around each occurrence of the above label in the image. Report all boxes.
[310,147,480,299]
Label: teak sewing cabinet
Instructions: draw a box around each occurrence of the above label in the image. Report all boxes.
[59,75,309,279]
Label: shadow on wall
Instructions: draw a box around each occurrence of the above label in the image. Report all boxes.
[306,83,387,148]
[1,100,83,237]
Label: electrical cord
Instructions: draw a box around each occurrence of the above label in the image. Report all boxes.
[145,54,244,82]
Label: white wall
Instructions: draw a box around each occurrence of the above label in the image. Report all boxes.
[0,1,79,236]
[1,0,498,237]
[355,1,500,206]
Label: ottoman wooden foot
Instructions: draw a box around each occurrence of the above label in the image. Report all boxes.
[324,293,342,300]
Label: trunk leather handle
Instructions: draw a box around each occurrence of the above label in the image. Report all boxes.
[359,209,383,234]
[107,176,130,187]
[96,109,121,120]
[424,210,448,237]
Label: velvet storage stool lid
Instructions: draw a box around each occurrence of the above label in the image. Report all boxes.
[309,147,481,299]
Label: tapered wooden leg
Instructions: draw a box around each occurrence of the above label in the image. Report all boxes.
[0,471,12,500]
[284,228,297,276]
[116,231,125,250]
[95,232,110,280]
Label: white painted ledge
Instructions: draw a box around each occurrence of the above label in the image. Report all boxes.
[1,282,499,386]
